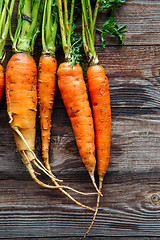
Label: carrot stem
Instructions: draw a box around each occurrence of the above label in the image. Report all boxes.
[12,0,44,53]
[92,0,101,33]
[42,0,57,55]
[57,0,68,58]
[20,0,31,37]
[57,0,75,60]
[67,0,74,51]
[0,0,15,60]
[81,0,99,65]
[63,0,69,36]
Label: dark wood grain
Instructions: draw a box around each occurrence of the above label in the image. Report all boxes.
[0,172,160,238]
[1,0,160,239]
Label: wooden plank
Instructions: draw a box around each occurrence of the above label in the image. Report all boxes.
[1,0,160,239]
[0,172,160,238]
[97,0,160,45]
[5,238,159,240]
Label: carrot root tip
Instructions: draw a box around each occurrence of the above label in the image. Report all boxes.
[84,181,103,238]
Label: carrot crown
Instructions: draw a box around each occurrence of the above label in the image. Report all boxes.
[0,0,15,61]
[42,0,58,56]
[12,0,44,54]
[81,0,127,65]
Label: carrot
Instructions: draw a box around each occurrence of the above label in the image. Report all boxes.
[84,64,111,237]
[6,53,55,187]
[37,0,58,171]
[5,0,63,189]
[87,65,111,184]
[38,54,57,171]
[57,0,100,194]
[0,64,4,102]
[57,62,97,185]
[81,0,126,237]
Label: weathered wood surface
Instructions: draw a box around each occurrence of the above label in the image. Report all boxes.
[1,0,160,239]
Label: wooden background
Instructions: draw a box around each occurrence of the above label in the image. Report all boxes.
[0,0,160,239]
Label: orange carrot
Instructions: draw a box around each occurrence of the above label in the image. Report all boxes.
[57,62,100,192]
[6,53,42,182]
[56,0,100,193]
[5,0,65,189]
[84,64,111,237]
[87,65,111,184]
[6,0,96,212]
[38,54,57,171]
[81,0,113,236]
[0,64,4,102]
[5,53,69,189]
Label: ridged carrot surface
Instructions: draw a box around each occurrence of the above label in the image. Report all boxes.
[57,62,97,184]
[0,64,4,102]
[6,53,37,171]
[87,64,111,183]
[38,54,57,170]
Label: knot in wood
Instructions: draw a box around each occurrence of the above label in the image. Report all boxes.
[150,193,160,205]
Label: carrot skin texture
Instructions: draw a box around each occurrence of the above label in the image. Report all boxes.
[6,53,37,158]
[38,54,57,170]
[0,64,4,102]
[87,65,111,182]
[57,62,96,177]
[84,65,111,237]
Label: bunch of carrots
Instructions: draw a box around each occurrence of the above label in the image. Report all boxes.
[0,0,127,237]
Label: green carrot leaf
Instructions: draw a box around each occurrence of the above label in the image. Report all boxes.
[99,0,127,12]
[96,14,127,49]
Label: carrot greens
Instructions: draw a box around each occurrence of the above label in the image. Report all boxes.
[81,0,127,64]
[57,0,83,66]
[0,0,15,60]
[99,0,126,12]
[12,0,44,53]
[41,0,58,56]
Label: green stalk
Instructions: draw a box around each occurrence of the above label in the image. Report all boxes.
[20,0,31,37]
[42,0,48,53]
[0,0,10,37]
[92,0,101,33]
[42,0,57,56]
[67,0,74,53]
[0,1,3,16]
[12,0,44,54]
[82,14,89,59]
[57,0,75,60]
[0,0,15,61]
[64,0,69,36]
[81,0,98,65]
[57,0,68,58]
[45,0,53,46]
[87,0,93,36]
